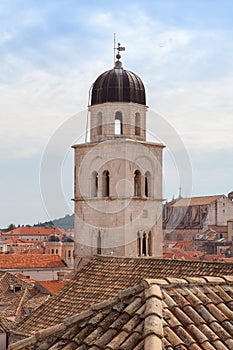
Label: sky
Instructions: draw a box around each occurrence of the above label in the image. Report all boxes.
[0,0,233,228]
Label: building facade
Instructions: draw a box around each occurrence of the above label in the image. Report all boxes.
[73,50,164,264]
[163,194,233,241]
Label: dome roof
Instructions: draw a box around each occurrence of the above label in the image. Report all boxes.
[62,235,74,243]
[91,60,146,106]
[48,234,60,242]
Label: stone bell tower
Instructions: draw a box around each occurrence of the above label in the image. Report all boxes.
[73,45,164,265]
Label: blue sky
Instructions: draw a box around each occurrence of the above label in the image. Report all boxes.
[0,0,233,227]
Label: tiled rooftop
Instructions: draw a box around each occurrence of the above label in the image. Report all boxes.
[36,280,69,295]
[209,225,228,233]
[170,195,222,207]
[173,241,193,249]
[2,226,64,236]
[0,272,50,325]
[163,248,204,261]
[0,254,67,269]
[25,247,44,254]
[9,275,233,350]
[13,255,233,337]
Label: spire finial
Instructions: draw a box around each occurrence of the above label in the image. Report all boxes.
[116,42,125,60]
[178,186,182,199]
[114,35,125,68]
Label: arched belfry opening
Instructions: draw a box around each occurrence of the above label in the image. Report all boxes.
[115,111,123,135]
[102,170,110,197]
[145,171,151,197]
[91,171,98,197]
[134,170,141,197]
[135,113,140,136]
[148,231,152,256]
[137,230,153,257]
[97,112,102,135]
[97,231,101,255]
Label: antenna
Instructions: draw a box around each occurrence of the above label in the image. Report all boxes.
[113,33,116,65]
[178,186,182,199]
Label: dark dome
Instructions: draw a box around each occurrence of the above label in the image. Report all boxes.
[91,61,146,106]
[62,235,74,243]
[48,234,60,242]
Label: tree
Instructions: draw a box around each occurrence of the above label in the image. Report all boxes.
[7,224,16,231]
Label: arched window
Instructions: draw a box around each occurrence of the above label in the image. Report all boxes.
[145,171,151,197]
[137,236,141,257]
[97,112,102,135]
[135,113,140,136]
[97,231,101,255]
[134,170,141,197]
[91,171,98,197]
[142,232,147,256]
[148,231,152,256]
[102,170,110,197]
[115,111,123,135]
[51,249,54,254]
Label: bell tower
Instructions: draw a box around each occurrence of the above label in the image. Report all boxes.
[73,46,164,266]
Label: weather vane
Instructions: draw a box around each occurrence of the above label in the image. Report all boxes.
[113,34,125,64]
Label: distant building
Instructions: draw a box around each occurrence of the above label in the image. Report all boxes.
[1,227,64,243]
[163,193,233,241]
[0,240,8,253]
[45,234,75,268]
[0,254,69,280]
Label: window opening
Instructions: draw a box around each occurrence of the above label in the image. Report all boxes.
[102,170,110,197]
[135,113,140,136]
[115,111,123,135]
[134,170,141,196]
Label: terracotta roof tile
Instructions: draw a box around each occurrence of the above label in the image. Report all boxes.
[11,256,233,339]
[170,195,223,207]
[36,280,69,295]
[0,272,49,326]
[4,227,64,236]
[0,254,66,269]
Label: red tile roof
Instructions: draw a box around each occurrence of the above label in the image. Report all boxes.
[173,241,193,249]
[14,256,233,337]
[171,195,223,207]
[0,254,66,269]
[5,237,28,244]
[9,276,233,350]
[163,248,204,261]
[37,280,69,295]
[202,254,233,262]
[0,272,49,326]
[4,227,64,236]
[26,248,44,254]
[15,273,36,286]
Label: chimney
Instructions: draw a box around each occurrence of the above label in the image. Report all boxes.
[57,271,65,282]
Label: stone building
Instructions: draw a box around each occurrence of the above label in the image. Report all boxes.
[45,234,75,268]
[163,194,233,241]
[73,48,164,263]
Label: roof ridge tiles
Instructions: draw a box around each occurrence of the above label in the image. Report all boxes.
[143,276,233,289]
